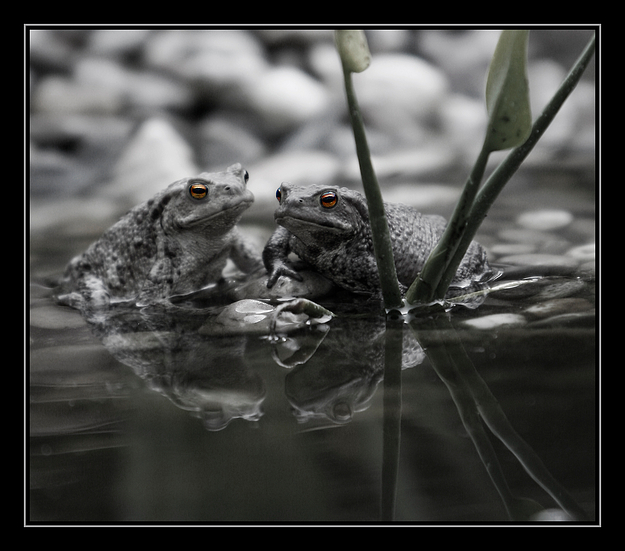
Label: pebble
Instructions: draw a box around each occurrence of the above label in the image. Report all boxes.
[242,65,331,136]
[516,209,574,231]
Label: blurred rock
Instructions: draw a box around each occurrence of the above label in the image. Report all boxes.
[197,112,268,169]
[439,93,489,164]
[30,114,134,196]
[566,242,595,263]
[73,56,194,112]
[497,227,563,247]
[365,29,414,53]
[143,30,268,103]
[354,53,449,140]
[30,142,94,196]
[418,30,499,98]
[33,74,124,115]
[516,209,574,231]
[103,117,199,206]
[30,29,85,73]
[496,253,579,269]
[241,65,331,136]
[86,29,151,58]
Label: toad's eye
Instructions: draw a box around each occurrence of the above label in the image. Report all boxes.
[320,191,338,208]
[189,183,208,200]
[275,187,282,203]
[243,170,249,183]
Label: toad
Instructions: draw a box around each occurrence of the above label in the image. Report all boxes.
[263,182,490,297]
[61,163,262,308]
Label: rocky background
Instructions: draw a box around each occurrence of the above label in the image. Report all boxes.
[29,28,596,260]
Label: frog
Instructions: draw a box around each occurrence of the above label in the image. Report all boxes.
[60,163,263,309]
[262,182,491,297]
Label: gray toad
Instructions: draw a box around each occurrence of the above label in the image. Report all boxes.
[263,182,491,297]
[62,163,262,307]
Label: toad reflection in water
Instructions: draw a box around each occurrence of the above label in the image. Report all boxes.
[84,302,267,432]
[280,308,424,425]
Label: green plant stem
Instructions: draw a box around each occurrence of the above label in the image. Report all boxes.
[408,32,595,305]
[435,32,596,298]
[343,68,403,309]
[380,315,404,520]
[405,143,491,305]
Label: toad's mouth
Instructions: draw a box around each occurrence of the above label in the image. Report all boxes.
[178,198,254,228]
[275,214,351,235]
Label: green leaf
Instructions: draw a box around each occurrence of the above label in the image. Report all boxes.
[484,30,532,151]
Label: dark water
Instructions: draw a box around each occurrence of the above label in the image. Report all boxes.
[28,177,596,525]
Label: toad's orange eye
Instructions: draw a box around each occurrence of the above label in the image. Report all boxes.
[320,191,338,208]
[189,183,208,200]
[276,187,282,202]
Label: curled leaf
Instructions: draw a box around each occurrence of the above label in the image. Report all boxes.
[485,30,532,151]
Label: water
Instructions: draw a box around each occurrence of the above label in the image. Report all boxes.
[28,175,596,524]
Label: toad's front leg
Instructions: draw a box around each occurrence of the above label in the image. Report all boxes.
[262,226,303,288]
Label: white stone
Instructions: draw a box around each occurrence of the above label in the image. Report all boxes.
[242,66,330,134]
[516,209,574,231]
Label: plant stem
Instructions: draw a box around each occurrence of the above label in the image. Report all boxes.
[343,68,403,309]
[406,142,491,304]
[380,315,404,520]
[410,32,595,305]
[438,32,596,297]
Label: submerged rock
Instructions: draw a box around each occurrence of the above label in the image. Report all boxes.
[461,313,527,330]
